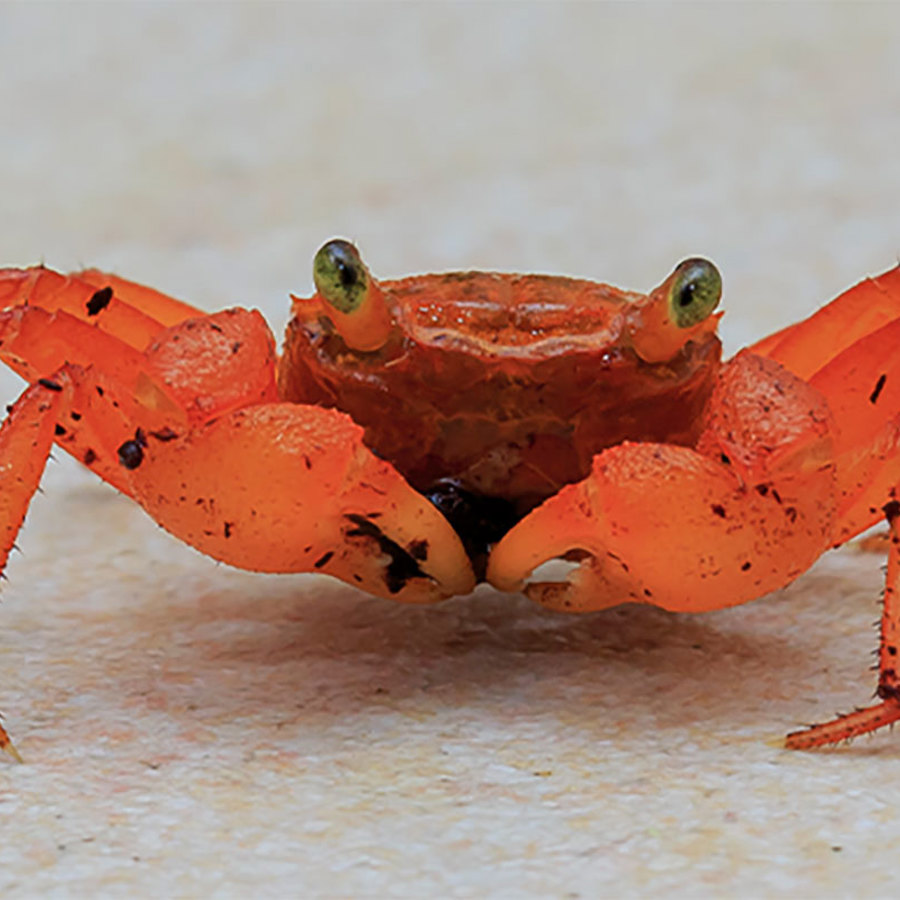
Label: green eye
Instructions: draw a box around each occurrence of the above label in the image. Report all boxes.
[313,239,369,315]
[668,258,722,328]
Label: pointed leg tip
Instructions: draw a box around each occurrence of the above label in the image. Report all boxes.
[1,739,23,764]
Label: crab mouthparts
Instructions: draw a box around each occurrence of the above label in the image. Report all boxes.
[423,480,521,581]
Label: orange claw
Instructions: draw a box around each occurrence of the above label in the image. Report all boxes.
[130,403,475,602]
[488,352,837,614]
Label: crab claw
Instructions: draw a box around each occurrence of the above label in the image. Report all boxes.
[488,353,838,615]
[129,404,476,603]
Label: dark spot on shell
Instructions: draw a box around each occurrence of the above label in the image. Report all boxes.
[711,504,726,518]
[38,378,62,392]
[869,374,887,405]
[85,286,113,316]
[741,561,752,571]
[83,448,97,465]
[54,424,66,436]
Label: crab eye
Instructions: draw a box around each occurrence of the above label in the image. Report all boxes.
[313,239,369,315]
[668,258,722,328]
[308,238,393,352]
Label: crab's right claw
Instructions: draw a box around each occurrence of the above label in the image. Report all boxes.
[131,404,476,604]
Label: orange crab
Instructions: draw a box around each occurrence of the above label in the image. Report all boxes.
[2,240,900,759]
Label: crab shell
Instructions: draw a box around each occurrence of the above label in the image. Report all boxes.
[278,264,723,515]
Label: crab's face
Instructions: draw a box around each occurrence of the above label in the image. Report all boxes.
[278,241,723,519]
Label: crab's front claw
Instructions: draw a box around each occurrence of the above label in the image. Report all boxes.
[485,479,622,612]
[490,352,839,615]
[489,445,835,615]
[130,404,476,604]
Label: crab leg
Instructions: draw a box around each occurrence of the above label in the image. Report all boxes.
[0,365,135,762]
[0,266,202,352]
[74,268,204,327]
[749,266,900,381]
[784,500,900,749]
[0,381,63,761]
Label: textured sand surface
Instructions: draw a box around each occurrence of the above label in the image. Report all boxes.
[2,3,900,897]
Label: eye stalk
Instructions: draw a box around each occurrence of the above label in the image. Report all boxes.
[627,257,723,364]
[311,239,393,351]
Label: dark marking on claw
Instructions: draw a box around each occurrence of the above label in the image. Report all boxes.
[408,539,429,561]
[869,373,887,405]
[54,424,66,436]
[83,448,97,465]
[38,378,62,392]
[117,439,144,469]
[884,500,900,523]
[149,427,179,442]
[224,522,233,538]
[86,286,113,316]
[344,513,427,594]
[711,504,726,518]
[314,550,334,569]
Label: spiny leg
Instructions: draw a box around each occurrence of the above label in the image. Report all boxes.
[0,366,144,761]
[0,378,65,762]
[785,501,900,749]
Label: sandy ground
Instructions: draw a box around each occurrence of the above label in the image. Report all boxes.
[2,2,900,897]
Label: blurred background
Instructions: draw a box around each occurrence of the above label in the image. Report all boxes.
[2,3,900,896]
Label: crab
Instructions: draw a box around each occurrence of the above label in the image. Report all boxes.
[2,240,900,760]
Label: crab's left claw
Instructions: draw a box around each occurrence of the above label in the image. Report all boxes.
[487,352,838,615]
